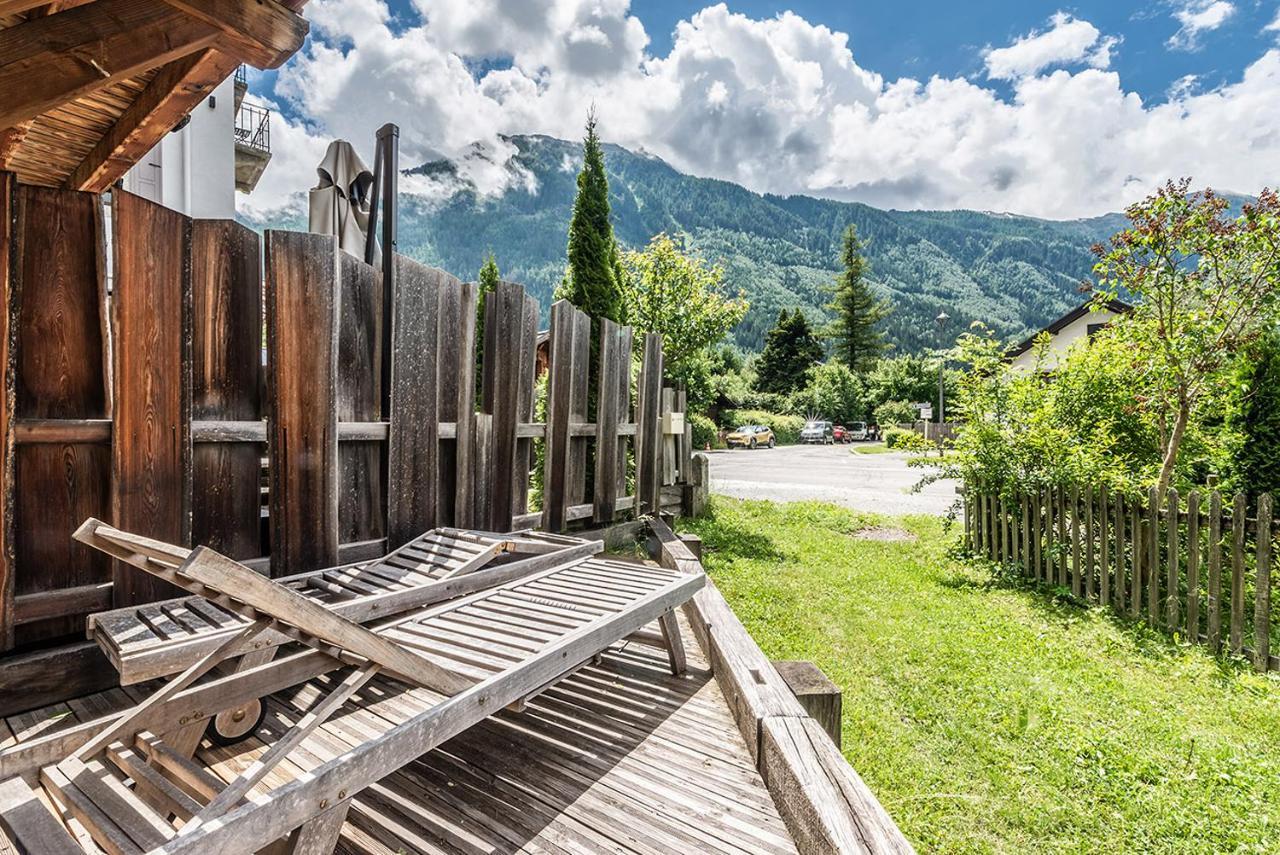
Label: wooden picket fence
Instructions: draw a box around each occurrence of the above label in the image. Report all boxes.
[966,481,1278,672]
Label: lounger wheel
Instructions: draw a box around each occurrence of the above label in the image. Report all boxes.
[206,698,267,745]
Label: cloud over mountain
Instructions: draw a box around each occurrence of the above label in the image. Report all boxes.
[241,1,1280,222]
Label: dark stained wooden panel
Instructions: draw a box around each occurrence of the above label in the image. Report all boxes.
[5,182,112,644]
[190,219,262,560]
[265,230,339,575]
[0,171,11,649]
[437,279,477,528]
[111,190,190,606]
[636,333,663,515]
[386,257,443,547]
[336,252,384,546]
[481,280,526,532]
[13,185,106,419]
[542,300,590,532]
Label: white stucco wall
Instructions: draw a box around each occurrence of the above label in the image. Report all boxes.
[1008,306,1122,372]
[122,77,236,219]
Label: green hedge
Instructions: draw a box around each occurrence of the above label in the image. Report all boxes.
[690,413,721,449]
[721,409,806,445]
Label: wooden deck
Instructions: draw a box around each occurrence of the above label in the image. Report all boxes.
[0,612,798,855]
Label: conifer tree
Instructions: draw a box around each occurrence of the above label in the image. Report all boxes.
[556,110,625,325]
[827,224,888,372]
[755,309,823,395]
[475,252,501,404]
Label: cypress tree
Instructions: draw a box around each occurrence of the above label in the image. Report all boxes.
[556,111,625,325]
[755,309,823,395]
[475,252,501,405]
[827,224,888,372]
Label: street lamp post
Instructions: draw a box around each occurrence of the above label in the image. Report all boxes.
[935,312,950,433]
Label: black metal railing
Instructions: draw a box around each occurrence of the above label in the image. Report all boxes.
[235,101,270,154]
[234,64,248,86]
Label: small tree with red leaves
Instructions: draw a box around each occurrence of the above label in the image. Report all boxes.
[1092,179,1280,495]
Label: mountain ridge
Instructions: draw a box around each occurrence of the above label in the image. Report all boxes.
[243,133,1130,353]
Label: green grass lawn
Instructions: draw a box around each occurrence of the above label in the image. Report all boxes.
[681,497,1280,854]
[851,442,894,454]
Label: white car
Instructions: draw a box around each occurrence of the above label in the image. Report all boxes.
[847,421,868,441]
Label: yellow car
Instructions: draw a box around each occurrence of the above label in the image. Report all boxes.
[725,424,775,449]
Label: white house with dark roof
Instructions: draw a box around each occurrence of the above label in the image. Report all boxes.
[1006,298,1132,372]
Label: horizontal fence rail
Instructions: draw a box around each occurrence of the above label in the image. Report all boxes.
[966,482,1278,672]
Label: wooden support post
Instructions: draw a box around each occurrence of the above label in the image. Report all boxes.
[771,660,843,749]
[286,798,350,855]
[1208,483,1223,652]
[1254,493,1272,671]
[656,610,687,676]
[1231,492,1246,655]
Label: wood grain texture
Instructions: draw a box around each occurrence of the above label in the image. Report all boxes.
[635,333,663,515]
[512,292,539,517]
[111,190,190,606]
[386,257,444,547]
[190,219,262,560]
[592,319,631,524]
[266,230,339,575]
[436,279,476,528]
[541,301,590,532]
[480,281,527,532]
[7,183,111,644]
[336,252,384,546]
[0,172,10,650]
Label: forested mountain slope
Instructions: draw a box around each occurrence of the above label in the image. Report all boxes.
[245,134,1129,353]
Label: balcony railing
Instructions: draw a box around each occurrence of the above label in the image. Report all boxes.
[234,64,247,86]
[235,101,270,154]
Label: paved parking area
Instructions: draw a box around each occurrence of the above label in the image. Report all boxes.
[705,443,960,517]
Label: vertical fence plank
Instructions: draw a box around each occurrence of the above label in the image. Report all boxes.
[471,413,493,524]
[1254,493,1272,671]
[0,171,10,649]
[1130,500,1142,620]
[1085,485,1095,600]
[1186,491,1201,642]
[1112,492,1124,613]
[513,293,540,518]
[1147,487,1160,625]
[1231,492,1246,654]
[190,220,262,562]
[542,301,590,531]
[1099,485,1109,606]
[112,191,190,604]
[636,333,663,515]
[7,183,111,645]
[1045,489,1055,582]
[1035,489,1045,581]
[1166,487,1180,631]
[434,279,477,527]
[481,281,529,532]
[1208,487,1223,651]
[336,252,385,547]
[1071,485,1081,597]
[266,230,339,575]
[1021,493,1031,576]
[386,258,444,547]
[1058,487,1069,587]
[661,387,677,488]
[592,319,626,524]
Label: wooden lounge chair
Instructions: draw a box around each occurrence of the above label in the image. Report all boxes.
[0,522,703,854]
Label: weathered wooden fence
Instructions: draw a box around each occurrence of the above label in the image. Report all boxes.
[967,481,1278,672]
[0,175,698,708]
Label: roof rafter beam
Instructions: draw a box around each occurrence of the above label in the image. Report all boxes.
[157,0,308,70]
[0,0,222,131]
[67,48,240,192]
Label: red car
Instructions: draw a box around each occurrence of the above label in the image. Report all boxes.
[833,425,850,443]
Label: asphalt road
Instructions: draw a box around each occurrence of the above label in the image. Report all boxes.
[705,443,961,517]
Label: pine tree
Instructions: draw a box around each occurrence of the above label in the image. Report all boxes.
[475,252,501,405]
[755,310,823,395]
[827,224,888,372]
[556,111,625,325]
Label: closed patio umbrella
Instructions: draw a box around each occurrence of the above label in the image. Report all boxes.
[308,139,375,260]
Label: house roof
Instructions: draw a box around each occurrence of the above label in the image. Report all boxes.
[1005,298,1133,359]
[0,0,308,192]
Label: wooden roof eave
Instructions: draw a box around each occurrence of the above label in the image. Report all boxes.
[0,0,309,192]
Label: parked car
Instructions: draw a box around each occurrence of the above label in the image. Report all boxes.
[725,424,775,449]
[799,420,834,445]
[833,425,849,443]
[847,421,868,441]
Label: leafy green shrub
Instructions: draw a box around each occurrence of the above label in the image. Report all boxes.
[690,413,721,449]
[874,399,917,425]
[721,409,805,444]
[884,427,915,449]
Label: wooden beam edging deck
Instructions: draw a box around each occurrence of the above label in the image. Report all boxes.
[646,516,915,855]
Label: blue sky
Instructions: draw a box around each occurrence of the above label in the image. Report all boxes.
[244,1,1280,219]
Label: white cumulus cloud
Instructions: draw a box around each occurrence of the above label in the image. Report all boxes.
[240,0,1280,221]
[984,12,1118,80]
[1167,1,1236,50]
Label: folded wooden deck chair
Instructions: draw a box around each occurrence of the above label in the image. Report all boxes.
[0,522,703,855]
